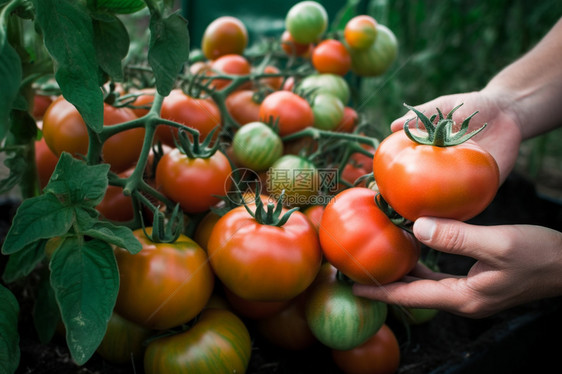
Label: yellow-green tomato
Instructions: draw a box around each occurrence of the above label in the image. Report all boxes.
[349,24,398,77]
[311,93,344,130]
[285,1,328,44]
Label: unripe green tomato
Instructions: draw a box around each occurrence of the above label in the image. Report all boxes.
[298,73,351,105]
[311,93,344,130]
[232,121,283,172]
[285,1,328,44]
[349,24,398,77]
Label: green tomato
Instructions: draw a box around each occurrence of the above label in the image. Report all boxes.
[232,121,283,172]
[311,93,344,131]
[95,0,146,14]
[349,24,398,77]
[298,73,351,105]
[267,154,318,207]
[305,264,388,350]
[285,1,328,44]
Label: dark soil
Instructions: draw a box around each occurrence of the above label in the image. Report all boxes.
[3,171,562,374]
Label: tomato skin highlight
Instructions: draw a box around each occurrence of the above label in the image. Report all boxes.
[319,187,420,285]
[114,228,215,330]
[207,205,322,302]
[372,130,500,221]
[312,39,352,76]
[144,308,252,374]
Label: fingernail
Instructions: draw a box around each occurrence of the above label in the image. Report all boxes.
[414,218,436,242]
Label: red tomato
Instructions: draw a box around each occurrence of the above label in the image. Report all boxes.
[32,94,54,119]
[312,39,352,76]
[201,16,248,60]
[155,148,232,214]
[257,65,284,91]
[114,228,215,330]
[96,169,134,222]
[208,53,252,90]
[223,286,289,319]
[42,96,144,173]
[335,106,359,132]
[372,129,500,221]
[319,187,420,285]
[35,136,59,190]
[259,91,314,136]
[129,88,155,117]
[344,15,378,51]
[207,204,322,301]
[144,308,252,374]
[331,324,400,374]
[193,210,221,251]
[158,89,221,146]
[302,204,324,233]
[225,89,261,125]
[280,30,313,57]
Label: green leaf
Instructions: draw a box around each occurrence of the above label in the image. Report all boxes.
[2,239,46,283]
[31,0,104,132]
[1,193,73,255]
[92,13,130,82]
[0,39,22,143]
[147,8,190,96]
[0,284,20,374]
[82,220,142,254]
[33,268,60,344]
[0,147,26,195]
[50,237,119,365]
[44,152,110,207]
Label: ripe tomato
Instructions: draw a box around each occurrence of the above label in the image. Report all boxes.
[201,16,248,60]
[285,1,328,44]
[35,136,59,190]
[259,90,314,136]
[155,147,232,214]
[372,129,500,221]
[331,323,400,374]
[42,96,144,173]
[144,308,252,374]
[280,30,312,57]
[207,203,322,302]
[267,154,319,207]
[297,73,350,105]
[344,15,378,50]
[193,210,221,251]
[129,88,155,118]
[225,89,262,126]
[96,312,151,365]
[257,65,284,91]
[208,53,252,90]
[32,94,53,119]
[114,228,214,330]
[319,187,420,285]
[311,93,345,130]
[257,292,318,350]
[349,24,398,77]
[335,106,359,132]
[158,89,221,146]
[232,121,283,172]
[302,204,324,233]
[96,169,134,222]
[223,286,289,320]
[312,39,352,76]
[305,263,388,350]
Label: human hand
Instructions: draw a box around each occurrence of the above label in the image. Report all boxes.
[389,91,523,183]
[353,217,562,318]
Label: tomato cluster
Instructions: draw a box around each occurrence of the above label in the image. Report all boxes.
[30,2,499,373]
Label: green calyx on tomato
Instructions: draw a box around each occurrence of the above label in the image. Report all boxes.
[244,189,298,227]
[403,103,486,147]
[143,203,184,243]
[175,126,220,159]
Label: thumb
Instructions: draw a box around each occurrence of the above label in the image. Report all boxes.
[413,217,498,263]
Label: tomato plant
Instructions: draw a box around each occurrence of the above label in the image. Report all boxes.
[225,89,262,125]
[95,0,146,14]
[344,15,378,51]
[312,39,352,76]
[305,263,388,350]
[297,73,350,105]
[232,121,283,171]
[285,1,328,44]
[144,308,252,374]
[259,90,314,136]
[201,16,248,60]
[319,187,420,285]
[42,96,145,173]
[208,53,252,90]
[373,104,500,221]
[331,323,400,374]
[95,169,134,222]
[207,199,322,301]
[114,228,215,330]
[349,24,398,77]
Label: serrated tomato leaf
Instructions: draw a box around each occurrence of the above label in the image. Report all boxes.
[2,239,46,283]
[33,269,60,344]
[92,13,130,82]
[82,220,142,254]
[0,38,22,143]
[0,284,20,374]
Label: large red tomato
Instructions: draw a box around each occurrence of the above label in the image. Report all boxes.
[373,127,499,222]
[114,228,214,330]
[319,187,420,285]
[207,203,322,301]
[155,148,232,214]
[158,89,221,146]
[42,96,144,172]
[259,90,314,136]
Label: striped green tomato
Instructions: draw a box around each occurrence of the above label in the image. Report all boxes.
[144,308,252,374]
[232,121,283,172]
[304,263,388,350]
[297,73,350,105]
[311,93,344,130]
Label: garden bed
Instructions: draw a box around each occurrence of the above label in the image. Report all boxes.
[4,171,562,374]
